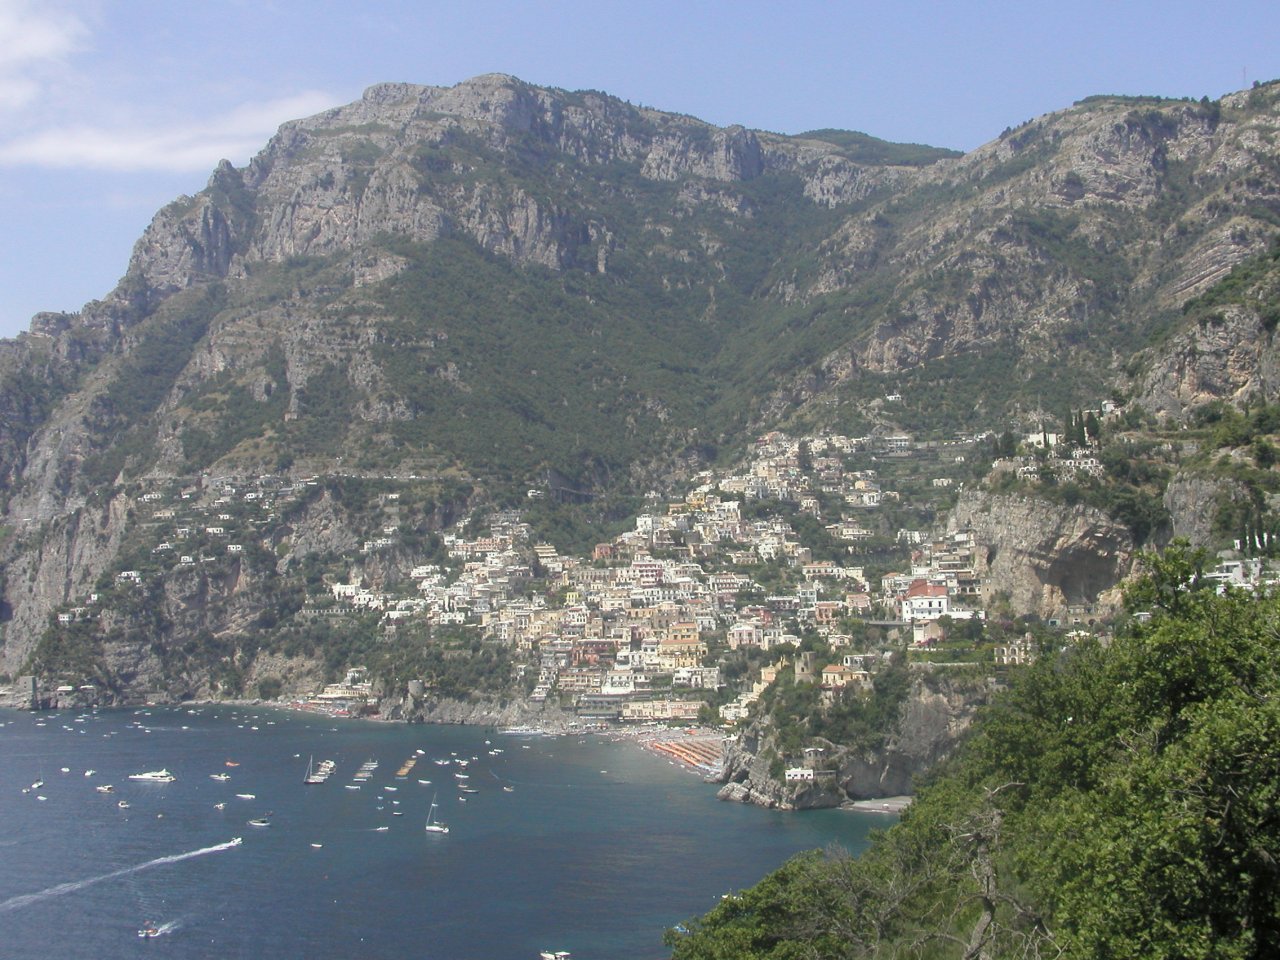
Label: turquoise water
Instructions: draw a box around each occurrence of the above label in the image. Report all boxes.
[0,706,884,959]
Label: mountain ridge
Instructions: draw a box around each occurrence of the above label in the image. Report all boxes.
[1,72,1280,691]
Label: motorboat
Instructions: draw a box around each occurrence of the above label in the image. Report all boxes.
[210,773,231,781]
[138,923,160,939]
[247,817,270,828]
[95,784,115,794]
[235,793,255,799]
[118,800,130,809]
[128,770,175,783]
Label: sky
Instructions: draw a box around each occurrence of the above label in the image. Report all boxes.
[1,0,1279,340]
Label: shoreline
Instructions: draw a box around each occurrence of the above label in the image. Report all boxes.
[842,796,913,814]
[0,699,914,811]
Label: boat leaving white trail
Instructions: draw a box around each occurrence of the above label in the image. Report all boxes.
[0,838,244,914]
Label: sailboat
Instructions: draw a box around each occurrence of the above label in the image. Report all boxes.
[424,793,449,834]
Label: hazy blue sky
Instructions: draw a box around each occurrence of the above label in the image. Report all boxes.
[2,0,1278,338]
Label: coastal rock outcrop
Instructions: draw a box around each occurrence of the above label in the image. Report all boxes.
[717,670,988,809]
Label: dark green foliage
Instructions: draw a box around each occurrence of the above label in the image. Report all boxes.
[103,285,225,422]
[80,285,226,484]
[364,622,516,699]
[793,129,963,166]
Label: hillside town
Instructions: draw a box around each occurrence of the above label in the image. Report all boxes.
[22,418,1277,728]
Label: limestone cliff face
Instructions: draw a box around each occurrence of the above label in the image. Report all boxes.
[1138,306,1280,418]
[130,74,902,294]
[836,677,984,799]
[948,491,1135,618]
[717,671,988,809]
[0,495,133,671]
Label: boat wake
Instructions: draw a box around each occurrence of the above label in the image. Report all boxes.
[140,919,182,938]
[0,839,243,914]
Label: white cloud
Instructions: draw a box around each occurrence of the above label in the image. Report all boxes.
[0,2,340,174]
[0,90,340,172]
[0,0,87,110]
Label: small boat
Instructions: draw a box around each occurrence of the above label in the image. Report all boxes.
[30,779,44,790]
[247,817,270,828]
[83,770,95,777]
[344,784,361,790]
[374,826,389,832]
[95,784,115,794]
[210,773,231,781]
[310,843,323,848]
[424,792,449,834]
[235,793,255,800]
[118,800,130,809]
[503,785,515,793]
[214,802,226,810]
[128,770,175,783]
[229,837,243,846]
[138,923,160,939]
[225,761,239,767]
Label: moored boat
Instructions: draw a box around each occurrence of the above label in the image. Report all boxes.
[424,792,449,834]
[128,770,175,783]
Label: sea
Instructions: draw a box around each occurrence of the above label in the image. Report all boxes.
[0,705,885,960]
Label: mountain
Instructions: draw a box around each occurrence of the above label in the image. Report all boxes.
[2,73,1280,689]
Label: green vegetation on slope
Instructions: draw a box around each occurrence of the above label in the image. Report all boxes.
[794,129,963,167]
[668,546,1280,959]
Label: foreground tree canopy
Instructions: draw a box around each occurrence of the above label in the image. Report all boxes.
[668,546,1280,959]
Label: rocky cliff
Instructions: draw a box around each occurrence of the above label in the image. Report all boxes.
[717,669,989,809]
[948,490,1135,619]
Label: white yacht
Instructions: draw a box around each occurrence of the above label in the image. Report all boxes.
[424,793,449,834]
[128,770,175,783]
